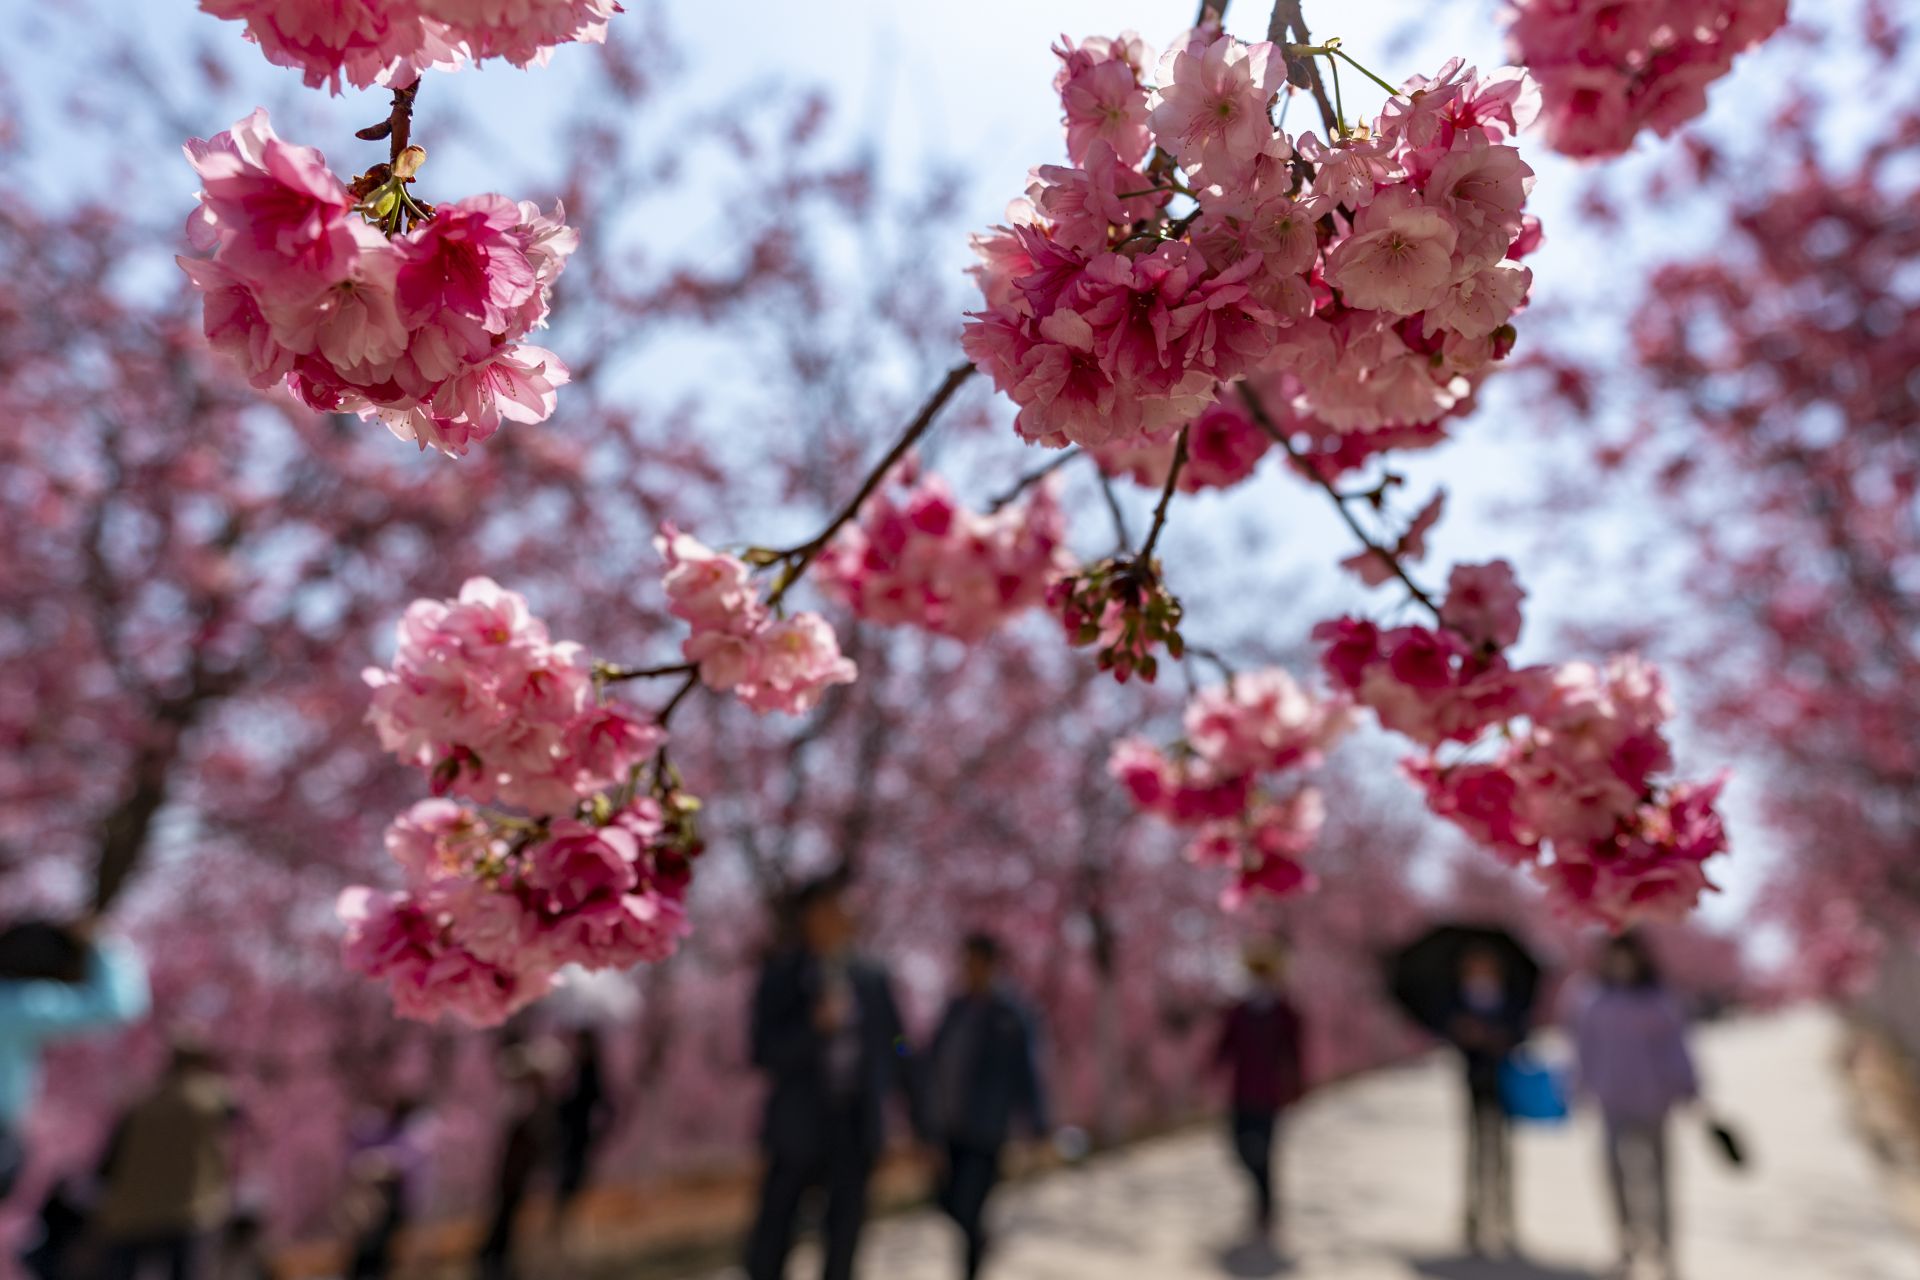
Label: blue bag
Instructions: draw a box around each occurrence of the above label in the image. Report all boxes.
[1498,1053,1569,1122]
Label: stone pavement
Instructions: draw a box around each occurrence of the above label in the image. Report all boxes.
[690,1007,1920,1279]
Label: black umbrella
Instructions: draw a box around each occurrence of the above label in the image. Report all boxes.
[1388,923,1542,1037]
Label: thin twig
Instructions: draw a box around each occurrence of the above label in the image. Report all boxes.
[1096,473,1133,553]
[1271,0,1340,138]
[1237,382,1443,617]
[599,660,697,685]
[767,361,976,606]
[986,448,1083,514]
[1138,425,1190,562]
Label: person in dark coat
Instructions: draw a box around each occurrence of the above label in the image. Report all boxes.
[343,1096,424,1280]
[1446,943,1531,1257]
[475,1041,562,1280]
[743,875,914,1280]
[921,933,1048,1280]
[1212,942,1306,1241]
[554,1027,615,1222]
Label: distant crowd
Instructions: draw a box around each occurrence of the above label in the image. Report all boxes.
[2,881,1707,1280]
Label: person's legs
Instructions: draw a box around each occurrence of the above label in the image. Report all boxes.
[1647,1118,1676,1276]
[1230,1110,1278,1230]
[1491,1107,1515,1251]
[1464,1091,1497,1252]
[477,1179,529,1280]
[941,1143,1001,1280]
[819,1138,873,1280]
[743,1155,812,1280]
[1604,1119,1636,1269]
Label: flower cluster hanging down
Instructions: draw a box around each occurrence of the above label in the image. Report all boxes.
[181,110,574,457]
[1318,557,1728,927]
[1506,0,1788,158]
[963,29,1544,453]
[659,527,859,716]
[346,578,697,1026]
[1111,668,1354,906]
[201,0,624,92]
[814,460,1074,643]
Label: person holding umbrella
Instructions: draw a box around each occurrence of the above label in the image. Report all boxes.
[1389,925,1541,1259]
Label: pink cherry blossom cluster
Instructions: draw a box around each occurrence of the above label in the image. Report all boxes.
[1316,561,1729,926]
[963,29,1544,454]
[1111,668,1353,906]
[340,793,696,1027]
[1507,0,1788,158]
[201,0,623,93]
[814,461,1074,642]
[364,577,661,812]
[657,526,859,715]
[181,109,574,458]
[1089,401,1273,494]
[349,578,703,1025]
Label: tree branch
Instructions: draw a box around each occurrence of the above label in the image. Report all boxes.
[1237,382,1444,618]
[1138,424,1189,562]
[765,361,976,607]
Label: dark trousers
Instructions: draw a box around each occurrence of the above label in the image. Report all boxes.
[1229,1109,1280,1228]
[105,1233,204,1280]
[1464,1090,1514,1250]
[348,1184,406,1280]
[938,1142,1002,1280]
[744,1113,874,1280]
[476,1174,532,1280]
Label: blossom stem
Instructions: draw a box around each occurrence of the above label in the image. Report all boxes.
[1096,473,1133,552]
[1237,382,1444,618]
[597,660,698,685]
[1331,47,1401,97]
[985,448,1083,514]
[1138,424,1189,563]
[765,361,976,607]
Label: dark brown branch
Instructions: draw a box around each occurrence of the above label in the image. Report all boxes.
[356,82,421,165]
[1237,382,1443,618]
[599,660,697,685]
[986,448,1081,513]
[1271,0,1340,137]
[1138,424,1189,562]
[765,361,976,606]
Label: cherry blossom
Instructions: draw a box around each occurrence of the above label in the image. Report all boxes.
[1506,0,1788,158]
[815,461,1073,642]
[181,110,575,457]
[201,0,622,93]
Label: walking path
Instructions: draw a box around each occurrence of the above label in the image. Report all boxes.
[696,1007,1920,1279]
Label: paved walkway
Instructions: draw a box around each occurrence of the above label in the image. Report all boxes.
[698,1008,1920,1279]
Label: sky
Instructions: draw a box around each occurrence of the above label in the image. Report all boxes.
[9,0,1810,930]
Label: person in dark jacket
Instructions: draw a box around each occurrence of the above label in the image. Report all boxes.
[1212,942,1306,1241]
[475,1041,563,1280]
[554,1027,615,1223]
[743,875,914,1280]
[922,933,1048,1280]
[1446,944,1531,1257]
[343,1096,424,1280]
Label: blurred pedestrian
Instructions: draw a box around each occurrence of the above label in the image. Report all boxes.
[0,916,150,1200]
[1445,943,1529,1256]
[1211,941,1305,1244]
[475,1040,563,1280]
[94,1039,238,1280]
[343,1096,425,1280]
[743,874,914,1280]
[922,932,1048,1280]
[210,1209,274,1280]
[1572,933,1699,1280]
[554,1026,616,1224]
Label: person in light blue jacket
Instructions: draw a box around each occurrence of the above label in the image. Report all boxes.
[0,918,151,1198]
